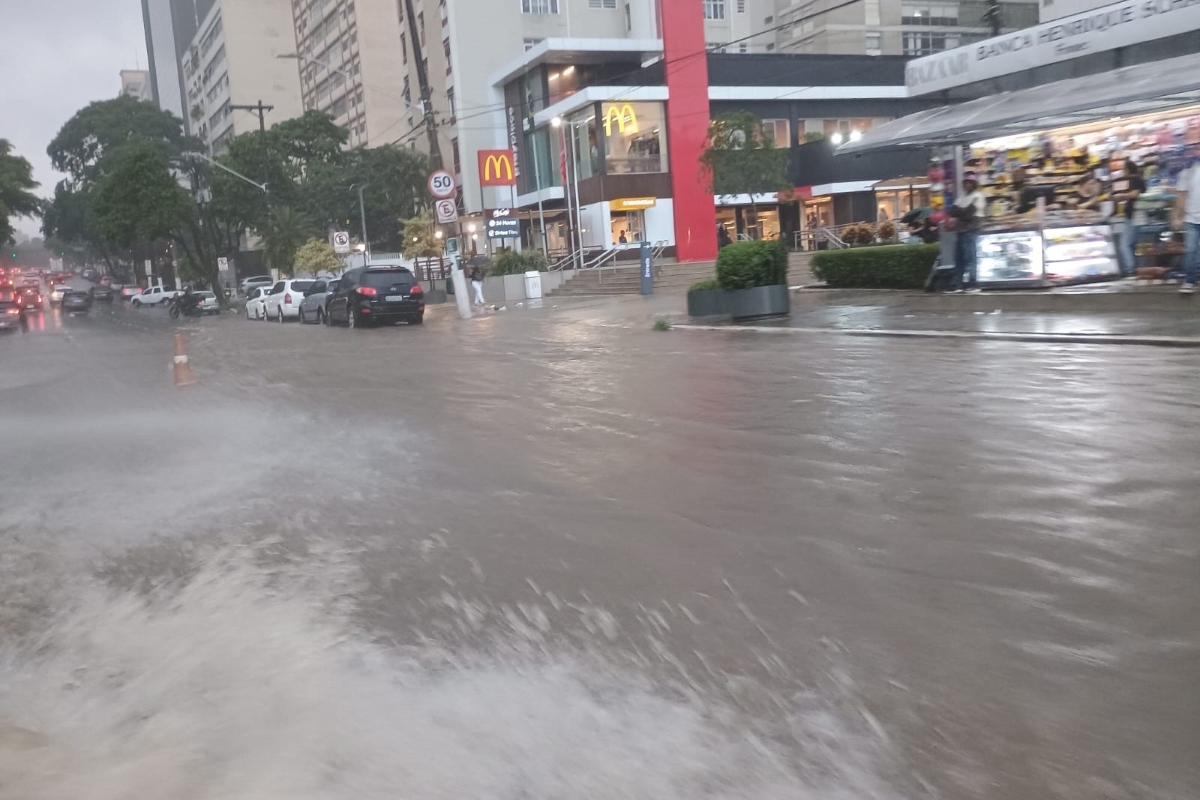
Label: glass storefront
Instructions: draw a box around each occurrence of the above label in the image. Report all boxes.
[601,102,667,174]
[610,211,646,245]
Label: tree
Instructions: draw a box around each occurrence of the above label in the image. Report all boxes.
[0,139,40,245]
[401,214,444,280]
[47,95,190,187]
[293,238,343,276]
[90,142,190,249]
[699,112,791,237]
[263,207,316,276]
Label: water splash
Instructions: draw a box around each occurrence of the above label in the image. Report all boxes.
[0,559,900,799]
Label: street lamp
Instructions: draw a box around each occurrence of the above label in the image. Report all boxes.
[552,116,586,268]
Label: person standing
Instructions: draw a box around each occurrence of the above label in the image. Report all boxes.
[949,172,987,292]
[1174,159,1200,294]
[468,264,486,306]
[1113,160,1145,278]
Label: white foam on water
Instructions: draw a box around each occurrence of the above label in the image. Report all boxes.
[0,559,901,800]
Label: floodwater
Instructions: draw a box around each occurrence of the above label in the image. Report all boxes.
[0,295,1197,799]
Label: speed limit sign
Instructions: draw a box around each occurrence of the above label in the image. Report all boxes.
[428,169,456,199]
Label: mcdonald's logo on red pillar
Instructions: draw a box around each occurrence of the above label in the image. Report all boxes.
[478,150,517,186]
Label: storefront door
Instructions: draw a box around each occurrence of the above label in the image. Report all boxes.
[611,210,646,245]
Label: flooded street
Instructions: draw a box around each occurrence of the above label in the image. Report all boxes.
[1,299,1197,798]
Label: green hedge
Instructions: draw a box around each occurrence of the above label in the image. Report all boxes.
[689,278,720,292]
[810,244,939,289]
[715,239,788,290]
[489,249,548,276]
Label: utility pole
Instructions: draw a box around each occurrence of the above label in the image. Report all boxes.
[352,183,371,265]
[231,100,275,275]
[402,0,444,170]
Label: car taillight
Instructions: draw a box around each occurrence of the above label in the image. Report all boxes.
[5,308,18,315]
[409,283,423,296]
[357,286,377,297]
[284,293,293,304]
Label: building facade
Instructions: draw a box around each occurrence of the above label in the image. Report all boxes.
[120,70,154,102]
[289,0,412,150]
[180,0,304,154]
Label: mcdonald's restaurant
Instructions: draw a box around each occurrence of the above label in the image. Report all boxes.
[485,43,942,263]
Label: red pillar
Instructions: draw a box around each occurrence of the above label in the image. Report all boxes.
[658,0,717,263]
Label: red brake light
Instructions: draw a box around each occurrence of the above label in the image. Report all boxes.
[357,286,377,297]
[409,283,423,296]
[284,293,293,304]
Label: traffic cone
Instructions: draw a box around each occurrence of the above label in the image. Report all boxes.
[173,331,196,387]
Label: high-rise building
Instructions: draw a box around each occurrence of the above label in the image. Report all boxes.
[772,0,1040,57]
[120,70,154,103]
[289,0,412,150]
[180,0,304,154]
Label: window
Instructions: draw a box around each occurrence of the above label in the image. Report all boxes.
[418,11,424,44]
[766,42,774,50]
[738,42,748,52]
[865,0,881,25]
[902,31,957,55]
[703,1,725,20]
[400,32,407,64]
[625,3,632,30]
[522,0,559,13]
[865,31,881,54]
[761,119,790,149]
[588,0,617,7]
[524,37,543,51]
[737,0,745,11]
[601,102,668,175]
[402,76,411,103]
[446,87,455,120]
[451,137,461,173]
[901,3,959,25]
[443,37,452,73]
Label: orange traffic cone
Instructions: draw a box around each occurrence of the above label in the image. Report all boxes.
[173,331,196,387]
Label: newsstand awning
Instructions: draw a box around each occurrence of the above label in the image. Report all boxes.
[838,52,1200,155]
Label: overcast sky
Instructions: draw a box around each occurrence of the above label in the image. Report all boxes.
[0,0,147,238]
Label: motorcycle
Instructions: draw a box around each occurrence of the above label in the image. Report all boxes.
[168,294,204,319]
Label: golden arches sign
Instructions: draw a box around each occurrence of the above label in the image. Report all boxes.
[603,104,639,137]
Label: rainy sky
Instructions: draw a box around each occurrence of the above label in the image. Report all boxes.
[0,0,147,237]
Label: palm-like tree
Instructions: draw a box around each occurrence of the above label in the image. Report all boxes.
[263,206,314,276]
[0,139,41,245]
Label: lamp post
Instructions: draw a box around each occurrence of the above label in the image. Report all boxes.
[350,183,370,265]
[552,116,586,269]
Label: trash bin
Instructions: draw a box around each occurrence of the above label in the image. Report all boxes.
[523,270,543,299]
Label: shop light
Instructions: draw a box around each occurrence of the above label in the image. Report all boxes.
[549,72,560,81]
[830,132,844,145]
[563,66,575,75]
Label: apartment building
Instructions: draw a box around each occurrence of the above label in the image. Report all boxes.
[140,0,208,123]
[180,0,304,155]
[120,70,154,103]
[773,0,1039,57]
[289,0,412,150]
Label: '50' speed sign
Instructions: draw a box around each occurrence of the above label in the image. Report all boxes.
[427,170,456,199]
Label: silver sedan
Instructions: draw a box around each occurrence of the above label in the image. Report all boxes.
[298,278,340,325]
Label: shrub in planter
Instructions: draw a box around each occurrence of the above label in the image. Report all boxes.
[842,223,877,246]
[811,244,939,289]
[715,239,789,319]
[878,220,896,241]
[489,250,547,276]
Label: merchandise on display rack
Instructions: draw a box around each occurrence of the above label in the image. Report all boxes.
[959,106,1200,286]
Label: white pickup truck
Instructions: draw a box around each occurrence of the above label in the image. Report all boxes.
[130,285,181,307]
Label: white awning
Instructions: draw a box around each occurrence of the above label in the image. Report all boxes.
[838,52,1200,155]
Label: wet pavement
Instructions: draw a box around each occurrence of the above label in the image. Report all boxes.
[1,294,1198,798]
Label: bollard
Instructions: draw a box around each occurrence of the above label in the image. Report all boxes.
[173,331,196,387]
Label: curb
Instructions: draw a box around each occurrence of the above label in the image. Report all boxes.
[672,324,1200,348]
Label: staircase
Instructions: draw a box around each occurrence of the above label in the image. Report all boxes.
[548,251,821,296]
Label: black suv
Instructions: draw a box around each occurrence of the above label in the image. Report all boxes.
[327,265,424,328]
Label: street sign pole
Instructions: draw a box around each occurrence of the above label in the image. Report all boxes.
[429,169,471,320]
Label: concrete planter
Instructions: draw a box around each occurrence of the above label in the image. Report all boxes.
[687,288,730,317]
[729,284,791,320]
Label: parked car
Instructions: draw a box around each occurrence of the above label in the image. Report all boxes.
[49,284,70,304]
[327,266,424,328]
[263,279,315,322]
[196,290,220,314]
[131,285,178,307]
[298,278,340,324]
[0,291,25,330]
[16,285,43,311]
[244,286,271,320]
[62,289,93,313]
[240,275,273,296]
[118,285,142,301]
[91,284,115,302]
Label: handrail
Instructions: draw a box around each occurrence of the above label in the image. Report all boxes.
[817,226,849,249]
[584,248,619,270]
